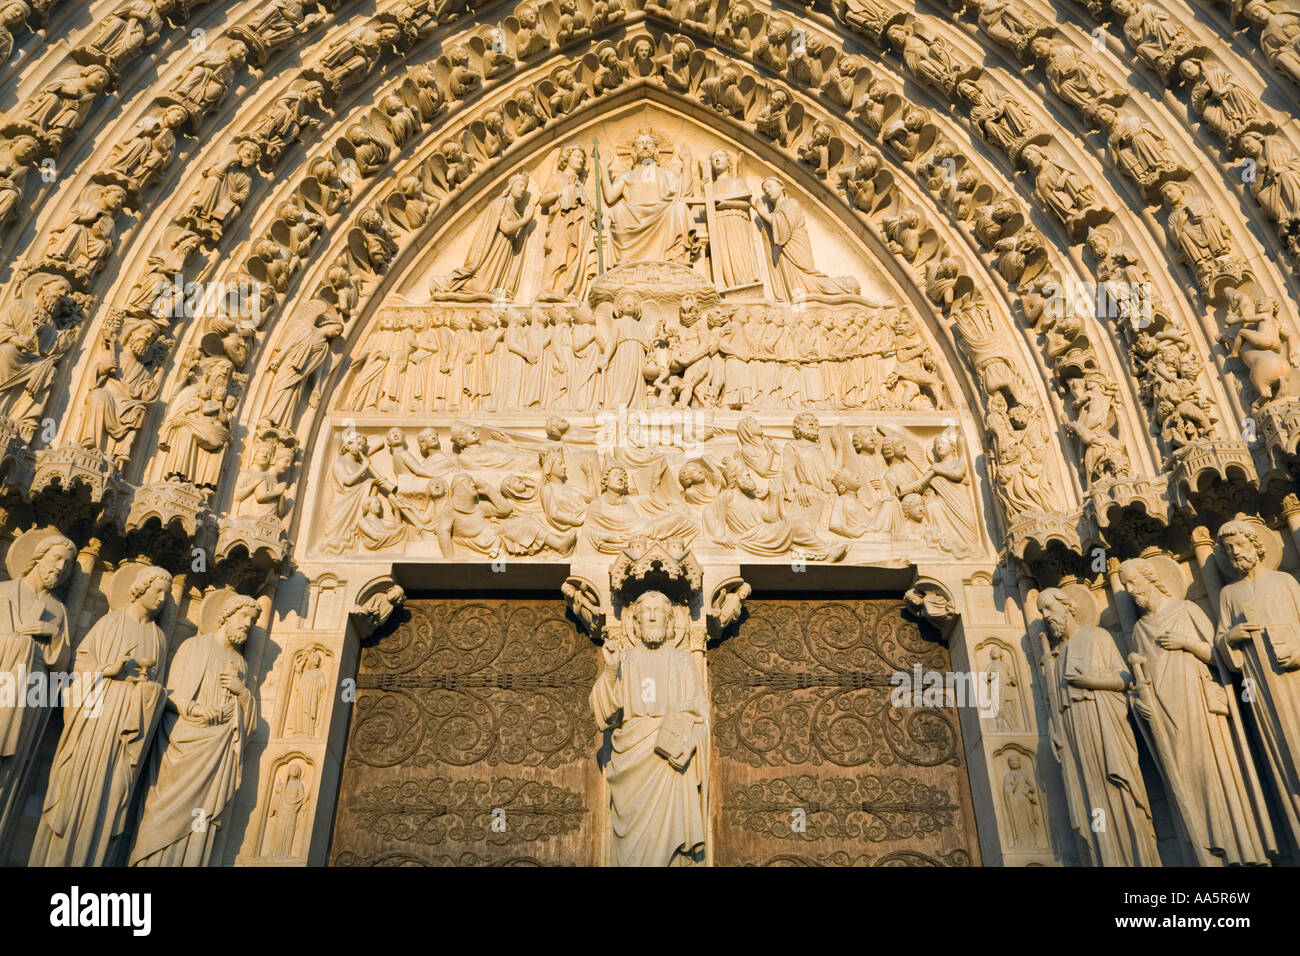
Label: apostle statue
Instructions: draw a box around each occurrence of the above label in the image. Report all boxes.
[1214,518,1300,849]
[263,310,346,427]
[1119,557,1276,865]
[129,592,260,866]
[598,130,693,266]
[0,530,75,842]
[31,564,172,866]
[1036,587,1161,866]
[590,588,708,865]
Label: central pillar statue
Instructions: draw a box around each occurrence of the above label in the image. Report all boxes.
[589,538,709,866]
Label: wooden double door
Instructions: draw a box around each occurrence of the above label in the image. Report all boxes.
[330,595,979,866]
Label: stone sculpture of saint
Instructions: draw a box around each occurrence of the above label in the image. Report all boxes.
[1037,587,1161,866]
[437,173,536,297]
[157,365,235,489]
[31,565,172,866]
[264,762,310,857]
[0,531,75,842]
[263,312,345,426]
[539,145,598,300]
[598,131,692,265]
[703,149,760,288]
[1119,557,1276,865]
[751,177,856,301]
[129,593,261,867]
[600,294,651,409]
[1002,754,1040,848]
[75,316,165,465]
[1214,518,1300,848]
[287,650,327,737]
[590,589,708,866]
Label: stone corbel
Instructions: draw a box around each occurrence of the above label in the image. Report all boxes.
[706,575,751,643]
[562,574,606,641]
[349,575,405,639]
[903,577,960,641]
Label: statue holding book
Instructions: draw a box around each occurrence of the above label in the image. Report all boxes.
[590,586,708,866]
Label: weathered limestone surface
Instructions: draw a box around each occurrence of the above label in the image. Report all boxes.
[0,0,1296,867]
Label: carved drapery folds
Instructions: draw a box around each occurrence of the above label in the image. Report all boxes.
[0,0,1296,870]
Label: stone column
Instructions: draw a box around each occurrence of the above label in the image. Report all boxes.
[228,562,399,865]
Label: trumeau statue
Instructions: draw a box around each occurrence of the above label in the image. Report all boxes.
[1037,587,1162,866]
[591,545,707,866]
[6,0,1300,872]
[1119,557,1276,865]
[1214,519,1300,848]
[31,564,172,866]
[129,592,260,867]
[0,530,75,842]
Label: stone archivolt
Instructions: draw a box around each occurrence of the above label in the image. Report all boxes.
[0,0,1294,868]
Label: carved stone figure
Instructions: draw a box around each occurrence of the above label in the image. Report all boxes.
[31,565,172,866]
[1033,38,1126,124]
[1238,132,1300,231]
[179,140,261,243]
[1161,183,1246,298]
[435,173,536,297]
[1063,374,1130,482]
[1111,0,1207,79]
[1002,753,1041,847]
[263,311,345,426]
[75,312,168,465]
[130,593,260,867]
[0,530,74,842]
[157,361,236,491]
[1119,557,1276,866]
[590,588,707,866]
[286,650,327,737]
[1037,587,1161,866]
[752,178,856,301]
[1214,519,1300,848]
[1221,291,1296,408]
[599,131,692,266]
[85,0,167,69]
[539,145,597,300]
[17,63,111,147]
[1103,108,1190,200]
[262,761,310,857]
[1244,1,1300,87]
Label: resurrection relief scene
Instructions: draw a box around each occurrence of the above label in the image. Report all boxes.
[0,0,1296,870]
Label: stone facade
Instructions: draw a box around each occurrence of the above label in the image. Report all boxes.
[0,0,1296,867]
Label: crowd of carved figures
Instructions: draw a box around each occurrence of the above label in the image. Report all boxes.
[0,0,1296,870]
[339,298,947,413]
[1029,515,1300,868]
[0,0,1290,539]
[317,414,981,561]
[0,529,269,866]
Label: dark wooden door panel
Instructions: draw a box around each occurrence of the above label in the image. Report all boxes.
[710,598,980,867]
[331,598,600,866]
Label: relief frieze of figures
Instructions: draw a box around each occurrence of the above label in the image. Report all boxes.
[336,298,949,414]
[314,414,982,562]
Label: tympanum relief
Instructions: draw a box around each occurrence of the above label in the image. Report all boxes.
[312,117,984,567]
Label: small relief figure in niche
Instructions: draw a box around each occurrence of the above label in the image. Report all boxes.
[262,761,311,858]
[286,649,327,738]
[1002,754,1042,848]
